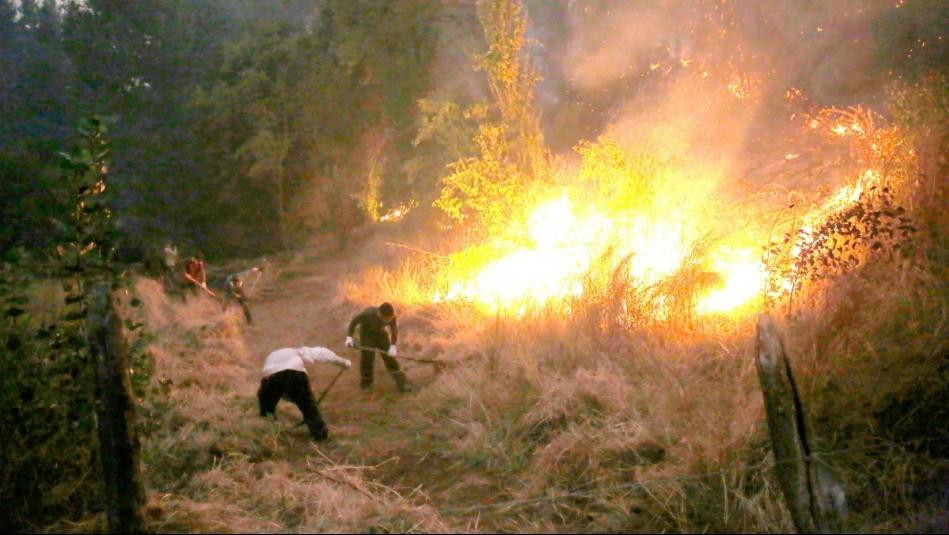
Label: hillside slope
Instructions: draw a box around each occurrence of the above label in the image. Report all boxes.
[131,215,946,533]
[136,239,464,532]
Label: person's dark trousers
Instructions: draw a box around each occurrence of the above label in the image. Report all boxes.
[359,336,409,391]
[182,281,201,302]
[258,369,327,440]
[225,291,253,324]
[239,298,252,324]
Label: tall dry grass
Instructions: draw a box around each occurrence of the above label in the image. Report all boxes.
[131,277,455,533]
[127,78,945,532]
[337,114,946,532]
[344,225,945,530]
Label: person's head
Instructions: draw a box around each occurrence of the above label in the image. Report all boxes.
[378,302,395,320]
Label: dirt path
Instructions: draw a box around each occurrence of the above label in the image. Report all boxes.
[238,255,379,429]
[232,251,443,488]
[201,243,513,532]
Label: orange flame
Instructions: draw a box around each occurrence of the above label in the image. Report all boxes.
[434,194,766,317]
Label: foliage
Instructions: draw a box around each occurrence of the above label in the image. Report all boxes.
[0,261,103,531]
[764,105,924,312]
[0,118,156,531]
[2,0,441,258]
[766,186,918,310]
[888,72,949,135]
[435,123,538,234]
[574,139,656,213]
[405,99,483,204]
[191,1,439,252]
[0,119,113,530]
[434,0,549,236]
[474,0,546,178]
[61,0,232,246]
[0,151,63,254]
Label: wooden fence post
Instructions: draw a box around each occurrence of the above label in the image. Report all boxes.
[86,282,146,533]
[755,314,846,534]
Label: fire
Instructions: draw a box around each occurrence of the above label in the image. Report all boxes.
[695,248,767,315]
[424,107,895,319]
[435,194,765,317]
[380,201,417,222]
[437,196,600,309]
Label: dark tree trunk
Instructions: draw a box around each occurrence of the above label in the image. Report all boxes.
[86,283,146,533]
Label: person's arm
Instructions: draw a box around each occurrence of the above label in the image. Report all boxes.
[345,311,364,347]
[347,311,366,338]
[300,347,351,369]
[389,316,398,345]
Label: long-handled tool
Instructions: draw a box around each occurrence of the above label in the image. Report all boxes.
[292,366,347,429]
[183,273,217,297]
[317,366,347,404]
[246,268,263,296]
[353,344,443,366]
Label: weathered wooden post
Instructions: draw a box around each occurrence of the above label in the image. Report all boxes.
[755,314,846,534]
[86,283,146,533]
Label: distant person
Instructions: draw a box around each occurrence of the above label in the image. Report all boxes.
[162,240,179,288]
[258,346,351,442]
[162,240,178,272]
[223,267,260,324]
[345,302,411,393]
[182,254,210,299]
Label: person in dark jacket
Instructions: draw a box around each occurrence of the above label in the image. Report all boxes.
[223,267,259,324]
[345,302,411,392]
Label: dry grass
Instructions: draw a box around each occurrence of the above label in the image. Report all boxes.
[336,179,946,532]
[133,276,454,533]
[130,217,945,532]
[129,135,945,532]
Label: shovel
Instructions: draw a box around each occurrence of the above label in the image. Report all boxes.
[292,366,347,429]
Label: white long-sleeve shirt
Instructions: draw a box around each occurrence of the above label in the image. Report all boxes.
[262,346,350,377]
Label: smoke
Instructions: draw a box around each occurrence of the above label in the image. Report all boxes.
[421,0,933,222]
[527,0,898,159]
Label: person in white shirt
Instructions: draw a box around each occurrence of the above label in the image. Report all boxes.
[161,240,178,289]
[258,346,351,441]
[162,241,178,271]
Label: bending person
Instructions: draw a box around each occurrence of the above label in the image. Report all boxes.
[258,346,351,442]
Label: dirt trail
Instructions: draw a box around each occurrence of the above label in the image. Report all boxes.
[155,237,510,532]
[230,249,446,497]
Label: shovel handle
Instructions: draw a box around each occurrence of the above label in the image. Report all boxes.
[316,366,347,405]
[353,344,441,365]
[293,366,347,430]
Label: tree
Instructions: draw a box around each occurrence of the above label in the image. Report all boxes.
[0,0,72,256]
[62,0,232,245]
[191,1,441,251]
[190,22,351,251]
[0,118,127,531]
[323,0,440,212]
[435,0,549,235]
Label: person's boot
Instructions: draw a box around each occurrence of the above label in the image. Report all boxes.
[308,421,329,442]
[360,375,373,393]
[394,372,413,393]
